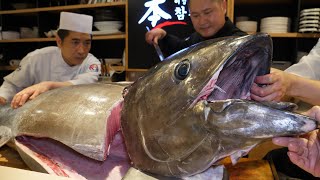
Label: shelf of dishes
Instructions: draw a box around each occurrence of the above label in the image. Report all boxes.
[0,34,126,43]
[0,1,126,15]
[236,9,320,35]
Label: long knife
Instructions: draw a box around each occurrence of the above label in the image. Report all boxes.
[146,26,165,61]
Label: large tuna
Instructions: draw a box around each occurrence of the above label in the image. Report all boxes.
[0,34,317,179]
[120,34,317,177]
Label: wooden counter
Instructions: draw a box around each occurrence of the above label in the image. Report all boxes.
[0,145,277,179]
[0,145,29,170]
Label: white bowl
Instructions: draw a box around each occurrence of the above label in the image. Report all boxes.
[235,16,249,22]
[94,24,122,31]
[103,58,122,64]
[236,21,258,32]
[44,30,57,38]
[12,3,33,9]
[261,17,290,22]
[2,31,20,40]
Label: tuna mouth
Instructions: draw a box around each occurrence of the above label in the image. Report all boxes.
[194,43,270,104]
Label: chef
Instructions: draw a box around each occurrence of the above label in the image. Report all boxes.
[251,38,320,104]
[145,0,247,57]
[0,12,101,108]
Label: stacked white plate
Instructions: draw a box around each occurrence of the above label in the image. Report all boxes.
[260,17,291,33]
[236,21,258,33]
[235,16,249,22]
[2,31,20,40]
[299,8,320,33]
[93,21,123,35]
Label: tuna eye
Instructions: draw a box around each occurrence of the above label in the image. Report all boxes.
[175,59,191,80]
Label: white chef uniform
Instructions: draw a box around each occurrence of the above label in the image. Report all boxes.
[0,46,101,101]
[285,38,320,80]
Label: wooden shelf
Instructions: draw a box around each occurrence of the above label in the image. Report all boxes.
[107,65,125,71]
[0,34,126,43]
[93,33,126,40]
[0,38,55,43]
[0,66,17,71]
[126,68,148,72]
[0,1,129,81]
[0,2,126,15]
[248,32,320,38]
[235,0,292,5]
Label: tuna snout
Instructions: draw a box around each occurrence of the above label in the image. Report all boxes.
[300,118,318,133]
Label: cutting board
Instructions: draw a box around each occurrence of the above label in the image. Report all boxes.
[0,145,29,170]
[1,145,277,179]
[223,158,277,180]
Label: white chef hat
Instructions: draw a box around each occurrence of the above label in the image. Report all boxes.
[58,12,93,34]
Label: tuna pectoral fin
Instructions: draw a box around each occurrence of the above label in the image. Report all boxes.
[230,144,257,165]
[0,126,12,147]
[260,101,298,112]
[184,165,229,180]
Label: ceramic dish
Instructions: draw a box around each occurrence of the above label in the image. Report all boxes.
[235,16,249,22]
[299,28,318,33]
[261,16,289,21]
[301,8,320,13]
[299,20,319,24]
[92,30,122,35]
[300,16,320,21]
[2,31,20,40]
[300,11,320,16]
[299,24,319,28]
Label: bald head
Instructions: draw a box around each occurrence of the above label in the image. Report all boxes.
[187,0,223,7]
[188,0,227,38]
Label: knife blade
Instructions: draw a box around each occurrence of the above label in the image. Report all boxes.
[146,26,165,61]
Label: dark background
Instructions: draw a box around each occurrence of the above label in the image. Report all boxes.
[128,0,194,69]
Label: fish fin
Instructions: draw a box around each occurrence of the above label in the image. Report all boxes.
[184,165,228,180]
[260,101,298,112]
[230,144,257,165]
[0,126,12,147]
[209,99,240,113]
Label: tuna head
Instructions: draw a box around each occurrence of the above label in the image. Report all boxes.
[121,34,317,177]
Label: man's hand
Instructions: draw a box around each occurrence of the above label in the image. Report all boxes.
[250,68,292,102]
[0,96,7,105]
[145,28,167,45]
[272,106,320,177]
[11,81,52,108]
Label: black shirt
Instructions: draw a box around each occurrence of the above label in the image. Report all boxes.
[159,17,247,57]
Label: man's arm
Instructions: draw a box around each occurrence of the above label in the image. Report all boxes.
[251,68,320,105]
[287,75,320,105]
[10,54,101,108]
[11,81,73,108]
[0,81,20,105]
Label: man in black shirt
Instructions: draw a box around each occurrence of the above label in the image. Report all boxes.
[145,0,247,57]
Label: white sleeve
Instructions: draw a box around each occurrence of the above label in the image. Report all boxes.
[285,39,320,80]
[0,56,35,101]
[68,55,101,85]
[0,81,19,102]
